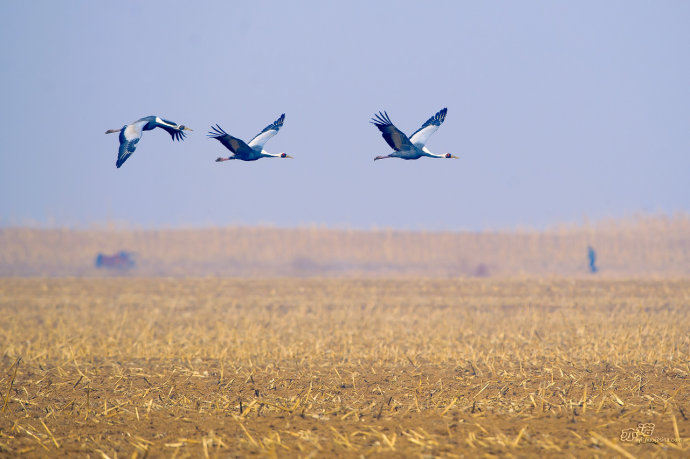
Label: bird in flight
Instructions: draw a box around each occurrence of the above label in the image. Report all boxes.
[371,108,458,161]
[211,114,292,162]
[106,116,192,168]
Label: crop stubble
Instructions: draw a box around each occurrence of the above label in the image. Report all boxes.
[0,278,688,457]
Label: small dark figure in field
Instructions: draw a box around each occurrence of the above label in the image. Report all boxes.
[473,263,490,277]
[588,246,598,273]
[95,251,135,270]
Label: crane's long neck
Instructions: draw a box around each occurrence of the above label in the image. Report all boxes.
[260,150,281,158]
[421,146,444,158]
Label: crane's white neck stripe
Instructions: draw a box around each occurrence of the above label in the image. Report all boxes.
[155,117,177,128]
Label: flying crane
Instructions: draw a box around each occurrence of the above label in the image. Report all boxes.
[371,108,458,161]
[211,114,292,162]
[106,116,192,168]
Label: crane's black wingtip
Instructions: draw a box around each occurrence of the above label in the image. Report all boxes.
[371,110,394,128]
[172,130,187,142]
[208,124,228,138]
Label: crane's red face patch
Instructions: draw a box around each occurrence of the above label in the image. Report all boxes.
[281,153,287,158]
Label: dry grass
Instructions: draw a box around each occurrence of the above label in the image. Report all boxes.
[1,214,689,276]
[0,277,688,457]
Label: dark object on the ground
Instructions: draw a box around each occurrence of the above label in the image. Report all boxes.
[588,246,598,273]
[95,251,135,270]
[473,263,490,277]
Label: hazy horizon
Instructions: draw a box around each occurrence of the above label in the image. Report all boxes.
[0,211,686,234]
[1,1,688,231]
[3,213,688,277]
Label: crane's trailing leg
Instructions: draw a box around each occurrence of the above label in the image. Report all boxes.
[374,154,392,161]
[105,129,121,134]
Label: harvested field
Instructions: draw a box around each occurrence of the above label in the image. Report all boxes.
[0,277,689,457]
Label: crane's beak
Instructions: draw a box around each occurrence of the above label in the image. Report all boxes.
[447,154,459,159]
[183,127,193,131]
[285,154,294,159]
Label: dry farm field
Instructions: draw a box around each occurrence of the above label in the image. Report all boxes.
[0,277,688,457]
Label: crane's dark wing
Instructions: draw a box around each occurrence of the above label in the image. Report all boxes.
[116,128,140,168]
[409,108,447,148]
[370,111,413,151]
[248,113,285,150]
[158,121,188,142]
[115,121,148,168]
[208,125,253,156]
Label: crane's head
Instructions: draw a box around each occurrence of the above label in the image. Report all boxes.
[444,153,459,159]
[178,125,193,132]
[279,152,293,159]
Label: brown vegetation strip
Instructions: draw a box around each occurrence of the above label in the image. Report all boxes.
[1,214,689,276]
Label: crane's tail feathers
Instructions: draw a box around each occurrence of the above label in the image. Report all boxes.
[208,124,228,138]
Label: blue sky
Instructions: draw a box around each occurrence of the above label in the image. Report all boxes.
[1,1,688,230]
